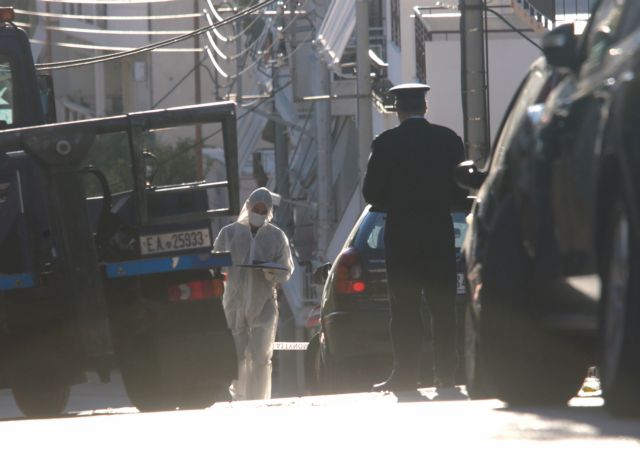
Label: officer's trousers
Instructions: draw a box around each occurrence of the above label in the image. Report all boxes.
[384,214,457,385]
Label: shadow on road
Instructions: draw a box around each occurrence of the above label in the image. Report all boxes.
[497,402,640,441]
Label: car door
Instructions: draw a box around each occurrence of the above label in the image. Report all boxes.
[546,0,627,276]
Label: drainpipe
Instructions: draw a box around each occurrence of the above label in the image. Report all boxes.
[460,0,489,163]
[356,0,373,201]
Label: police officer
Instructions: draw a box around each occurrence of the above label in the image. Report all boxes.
[363,83,466,391]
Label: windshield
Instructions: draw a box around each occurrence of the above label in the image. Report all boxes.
[0,55,14,128]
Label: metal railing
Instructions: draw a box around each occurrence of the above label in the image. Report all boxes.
[513,0,556,30]
[555,0,594,15]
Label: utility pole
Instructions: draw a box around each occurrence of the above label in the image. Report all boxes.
[356,0,372,203]
[273,63,292,234]
[273,4,292,235]
[194,0,203,180]
[314,59,332,258]
[460,0,489,163]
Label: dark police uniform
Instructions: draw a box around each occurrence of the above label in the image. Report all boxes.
[363,84,466,390]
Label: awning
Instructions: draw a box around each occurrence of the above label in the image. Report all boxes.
[316,0,355,71]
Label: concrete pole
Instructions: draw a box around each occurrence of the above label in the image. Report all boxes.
[273,64,292,234]
[314,57,332,259]
[194,0,203,180]
[460,0,489,163]
[356,0,373,202]
[94,61,106,117]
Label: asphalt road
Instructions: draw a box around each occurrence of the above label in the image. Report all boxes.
[1,374,639,456]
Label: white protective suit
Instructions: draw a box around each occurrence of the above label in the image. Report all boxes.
[213,188,294,400]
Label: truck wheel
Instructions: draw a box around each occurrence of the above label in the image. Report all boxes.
[12,381,70,418]
[467,198,586,405]
[117,331,170,412]
[118,327,234,411]
[600,196,640,417]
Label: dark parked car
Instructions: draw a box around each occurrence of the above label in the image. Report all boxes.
[457,0,640,416]
[305,206,468,393]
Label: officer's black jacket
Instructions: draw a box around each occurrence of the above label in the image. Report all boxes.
[363,118,466,217]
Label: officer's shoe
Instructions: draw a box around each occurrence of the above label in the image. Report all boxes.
[372,375,418,392]
[434,374,456,389]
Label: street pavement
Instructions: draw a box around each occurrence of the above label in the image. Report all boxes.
[1,373,640,456]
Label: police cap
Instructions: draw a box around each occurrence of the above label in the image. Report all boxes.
[389,83,430,112]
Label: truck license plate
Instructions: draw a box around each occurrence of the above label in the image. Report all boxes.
[140,228,211,255]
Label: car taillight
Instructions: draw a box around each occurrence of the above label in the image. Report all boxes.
[305,304,321,329]
[334,247,366,294]
[167,278,224,302]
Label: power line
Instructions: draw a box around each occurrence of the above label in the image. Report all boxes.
[39,0,176,4]
[15,8,202,21]
[155,79,293,171]
[30,39,202,53]
[206,2,314,83]
[34,0,278,71]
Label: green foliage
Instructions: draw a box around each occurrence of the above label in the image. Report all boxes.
[84,132,133,196]
[152,138,198,186]
[83,133,199,197]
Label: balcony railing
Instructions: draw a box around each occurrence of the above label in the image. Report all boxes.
[513,0,593,31]
[513,0,556,30]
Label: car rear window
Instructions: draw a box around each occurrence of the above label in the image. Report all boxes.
[354,211,467,251]
[452,212,467,249]
[350,210,385,251]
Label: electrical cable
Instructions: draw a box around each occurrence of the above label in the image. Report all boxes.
[484,6,543,51]
[204,11,271,61]
[210,5,314,82]
[40,0,175,3]
[34,0,278,71]
[152,55,208,109]
[205,0,265,42]
[154,79,293,170]
[15,8,202,21]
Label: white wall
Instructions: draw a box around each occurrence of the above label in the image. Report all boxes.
[385,0,420,87]
[425,35,542,143]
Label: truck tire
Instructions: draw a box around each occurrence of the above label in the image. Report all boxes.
[117,325,235,412]
[465,197,586,405]
[599,194,640,417]
[12,381,70,418]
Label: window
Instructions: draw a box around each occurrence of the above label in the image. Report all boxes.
[391,0,401,49]
[366,218,385,250]
[0,56,15,128]
[354,212,386,250]
[453,213,468,249]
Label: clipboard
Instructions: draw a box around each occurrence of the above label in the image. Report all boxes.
[236,261,289,271]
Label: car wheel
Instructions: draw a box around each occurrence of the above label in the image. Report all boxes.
[12,381,70,418]
[464,301,494,399]
[467,197,586,405]
[600,195,640,417]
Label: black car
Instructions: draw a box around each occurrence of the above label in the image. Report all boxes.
[305,206,468,393]
[457,0,640,416]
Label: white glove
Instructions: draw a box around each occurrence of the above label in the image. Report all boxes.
[263,268,277,282]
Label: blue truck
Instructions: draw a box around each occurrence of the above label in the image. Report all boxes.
[0,8,240,416]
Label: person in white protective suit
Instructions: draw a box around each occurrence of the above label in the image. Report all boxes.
[213,187,294,400]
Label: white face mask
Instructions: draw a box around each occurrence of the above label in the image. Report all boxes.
[249,211,267,227]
